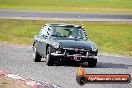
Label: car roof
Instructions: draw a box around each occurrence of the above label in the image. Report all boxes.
[45,23,82,28]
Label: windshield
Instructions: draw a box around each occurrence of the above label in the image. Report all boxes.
[50,26,87,39]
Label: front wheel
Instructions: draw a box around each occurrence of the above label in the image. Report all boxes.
[46,46,55,66]
[33,45,41,62]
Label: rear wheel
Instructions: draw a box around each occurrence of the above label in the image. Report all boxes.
[33,45,42,62]
[88,59,97,67]
[46,46,55,66]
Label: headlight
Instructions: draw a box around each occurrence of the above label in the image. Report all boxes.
[56,50,62,54]
[52,42,60,49]
[91,44,97,51]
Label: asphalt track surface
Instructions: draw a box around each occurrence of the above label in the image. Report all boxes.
[0,9,132,21]
[0,43,132,88]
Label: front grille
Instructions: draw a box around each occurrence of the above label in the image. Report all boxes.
[62,49,87,55]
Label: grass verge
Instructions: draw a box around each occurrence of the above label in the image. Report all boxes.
[0,0,132,13]
[0,19,132,56]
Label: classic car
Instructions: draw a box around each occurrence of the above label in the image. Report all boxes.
[32,23,98,67]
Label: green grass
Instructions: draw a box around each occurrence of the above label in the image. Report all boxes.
[0,19,132,56]
[0,0,132,13]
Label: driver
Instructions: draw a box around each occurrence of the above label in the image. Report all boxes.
[68,29,77,38]
[52,28,61,36]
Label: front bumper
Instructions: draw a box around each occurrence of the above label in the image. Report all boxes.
[51,53,97,62]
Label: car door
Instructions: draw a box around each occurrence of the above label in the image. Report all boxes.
[36,35,47,57]
[36,25,49,57]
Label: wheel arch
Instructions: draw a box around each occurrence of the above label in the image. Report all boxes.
[46,44,56,55]
[46,44,50,55]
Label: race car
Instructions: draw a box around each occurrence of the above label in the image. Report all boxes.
[32,23,98,67]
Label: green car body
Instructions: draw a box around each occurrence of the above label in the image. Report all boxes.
[33,23,98,67]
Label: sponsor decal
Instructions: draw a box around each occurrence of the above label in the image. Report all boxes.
[76,67,131,85]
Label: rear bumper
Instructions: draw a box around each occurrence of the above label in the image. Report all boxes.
[51,53,97,62]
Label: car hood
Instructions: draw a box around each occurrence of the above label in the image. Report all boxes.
[54,37,93,50]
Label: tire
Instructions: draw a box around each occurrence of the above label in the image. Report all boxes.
[46,46,54,66]
[33,45,41,62]
[88,59,97,67]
